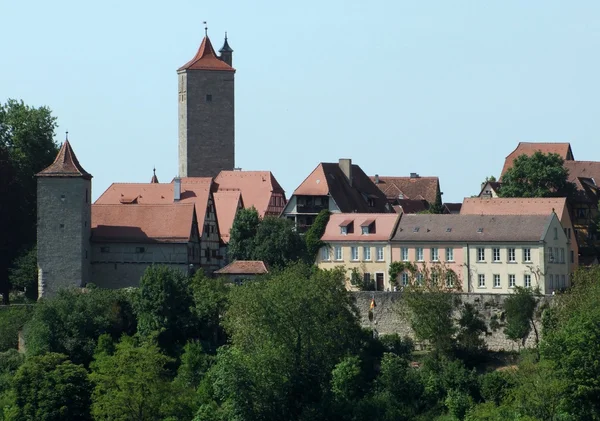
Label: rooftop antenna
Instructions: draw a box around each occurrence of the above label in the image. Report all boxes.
[203,21,208,36]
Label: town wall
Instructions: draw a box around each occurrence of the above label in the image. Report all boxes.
[352,291,553,351]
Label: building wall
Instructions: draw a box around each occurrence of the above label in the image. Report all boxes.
[541,215,571,293]
[317,242,391,290]
[390,244,465,288]
[201,194,221,272]
[37,177,91,297]
[178,69,234,178]
[557,203,578,270]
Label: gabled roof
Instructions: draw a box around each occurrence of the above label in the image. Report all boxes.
[371,176,439,205]
[321,213,399,242]
[214,260,268,275]
[178,36,235,72]
[213,171,286,217]
[460,197,569,221]
[92,203,196,243]
[564,161,600,202]
[213,191,243,244]
[442,203,462,214]
[37,140,92,180]
[94,178,213,235]
[392,214,553,243]
[478,181,502,197]
[293,162,389,213]
[501,142,574,177]
[395,199,429,214]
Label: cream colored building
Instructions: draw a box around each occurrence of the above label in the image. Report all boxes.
[316,213,400,290]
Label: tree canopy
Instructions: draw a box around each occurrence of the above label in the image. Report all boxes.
[499,151,576,198]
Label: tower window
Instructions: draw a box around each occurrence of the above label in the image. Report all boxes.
[60,194,66,201]
[59,224,64,229]
[206,94,213,102]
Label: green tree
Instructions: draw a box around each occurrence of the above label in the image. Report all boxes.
[455,303,487,359]
[8,246,37,301]
[0,307,32,352]
[133,265,196,355]
[0,99,58,304]
[12,353,92,421]
[228,207,261,261]
[430,189,444,214]
[251,216,306,268]
[503,287,539,346]
[331,356,363,403]
[304,209,331,261]
[23,288,136,366]
[190,271,229,351]
[89,336,192,421]
[499,151,576,198]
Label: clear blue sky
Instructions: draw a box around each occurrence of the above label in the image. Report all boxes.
[2,1,599,203]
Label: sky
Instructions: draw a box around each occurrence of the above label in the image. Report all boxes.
[2,0,600,203]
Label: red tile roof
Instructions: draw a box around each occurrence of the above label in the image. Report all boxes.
[92,203,196,243]
[94,178,213,235]
[395,199,430,214]
[371,176,439,205]
[214,260,268,275]
[213,191,243,244]
[321,213,399,242]
[213,171,286,217]
[178,36,235,72]
[37,140,92,180]
[461,197,569,221]
[501,142,574,177]
[293,162,389,213]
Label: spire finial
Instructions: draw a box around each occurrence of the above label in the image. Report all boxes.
[153,166,156,176]
[225,31,228,39]
[65,130,69,141]
[203,21,208,36]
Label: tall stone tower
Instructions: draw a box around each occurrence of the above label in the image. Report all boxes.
[36,139,92,298]
[178,32,235,178]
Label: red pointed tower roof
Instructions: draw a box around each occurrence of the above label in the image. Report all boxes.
[178,36,235,72]
[37,140,92,180]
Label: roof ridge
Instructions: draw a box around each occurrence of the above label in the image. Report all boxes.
[37,140,92,179]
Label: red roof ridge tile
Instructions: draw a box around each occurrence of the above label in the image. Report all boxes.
[178,36,235,72]
[37,140,92,179]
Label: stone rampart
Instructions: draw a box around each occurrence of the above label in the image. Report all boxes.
[352,292,553,351]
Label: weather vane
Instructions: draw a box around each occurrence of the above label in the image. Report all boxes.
[203,21,208,36]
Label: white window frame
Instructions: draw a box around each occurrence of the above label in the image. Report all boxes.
[363,246,371,261]
[431,248,439,262]
[509,274,516,288]
[361,226,369,235]
[376,246,385,262]
[340,226,347,235]
[508,248,516,262]
[321,247,330,261]
[401,272,409,286]
[416,247,424,262]
[524,274,531,288]
[446,272,454,288]
[416,273,424,286]
[401,247,409,262]
[335,246,343,261]
[477,248,485,262]
[351,246,359,261]
[446,247,454,262]
[560,248,565,264]
[478,274,485,288]
[493,248,501,262]
[524,248,531,262]
[493,274,501,288]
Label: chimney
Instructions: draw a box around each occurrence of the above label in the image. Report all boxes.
[174,177,181,201]
[374,174,380,184]
[339,159,352,187]
[410,172,419,179]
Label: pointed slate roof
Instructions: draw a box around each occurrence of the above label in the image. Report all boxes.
[150,168,159,184]
[37,140,92,179]
[219,34,233,53]
[178,36,235,72]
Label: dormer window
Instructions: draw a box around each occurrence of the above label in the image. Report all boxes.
[360,219,374,235]
[413,227,420,233]
[477,228,483,233]
[339,219,353,235]
[361,226,369,235]
[340,226,348,235]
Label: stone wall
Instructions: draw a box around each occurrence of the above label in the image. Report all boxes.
[352,292,552,351]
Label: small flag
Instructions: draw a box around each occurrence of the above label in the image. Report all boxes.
[369,298,376,310]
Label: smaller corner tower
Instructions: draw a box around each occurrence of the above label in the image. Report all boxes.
[36,136,92,298]
[178,27,235,178]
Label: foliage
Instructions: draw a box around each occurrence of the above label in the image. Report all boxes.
[252,216,307,268]
[480,370,514,406]
[304,209,331,261]
[503,287,539,345]
[8,246,37,301]
[12,353,92,421]
[23,288,136,366]
[444,388,473,421]
[133,265,195,355]
[190,271,229,351]
[430,189,444,214]
[0,307,32,352]
[90,335,194,421]
[499,151,576,199]
[227,207,261,261]
[331,355,363,402]
[175,341,214,390]
[0,99,58,304]
[388,261,417,286]
[455,303,487,358]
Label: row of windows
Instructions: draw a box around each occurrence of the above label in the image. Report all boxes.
[476,273,567,289]
[340,226,372,235]
[400,247,454,262]
[322,246,385,262]
[476,247,532,263]
[399,271,456,287]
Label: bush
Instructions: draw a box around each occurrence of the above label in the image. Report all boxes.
[0,306,32,352]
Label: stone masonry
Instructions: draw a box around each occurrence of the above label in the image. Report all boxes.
[178,69,235,178]
[353,292,552,351]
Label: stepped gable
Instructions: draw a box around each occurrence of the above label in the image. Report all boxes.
[501,142,574,177]
[371,176,439,204]
[213,171,286,217]
[213,190,243,244]
[37,140,92,179]
[92,203,196,243]
[294,163,388,213]
[94,177,213,235]
[178,35,235,72]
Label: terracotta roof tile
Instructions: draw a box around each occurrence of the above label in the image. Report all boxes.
[213,191,243,243]
[501,142,574,177]
[395,199,429,214]
[214,260,268,275]
[37,140,92,180]
[92,203,196,243]
[564,161,600,200]
[178,36,235,72]
[371,176,439,205]
[460,197,568,220]
[321,213,399,242]
[392,214,553,243]
[213,171,286,217]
